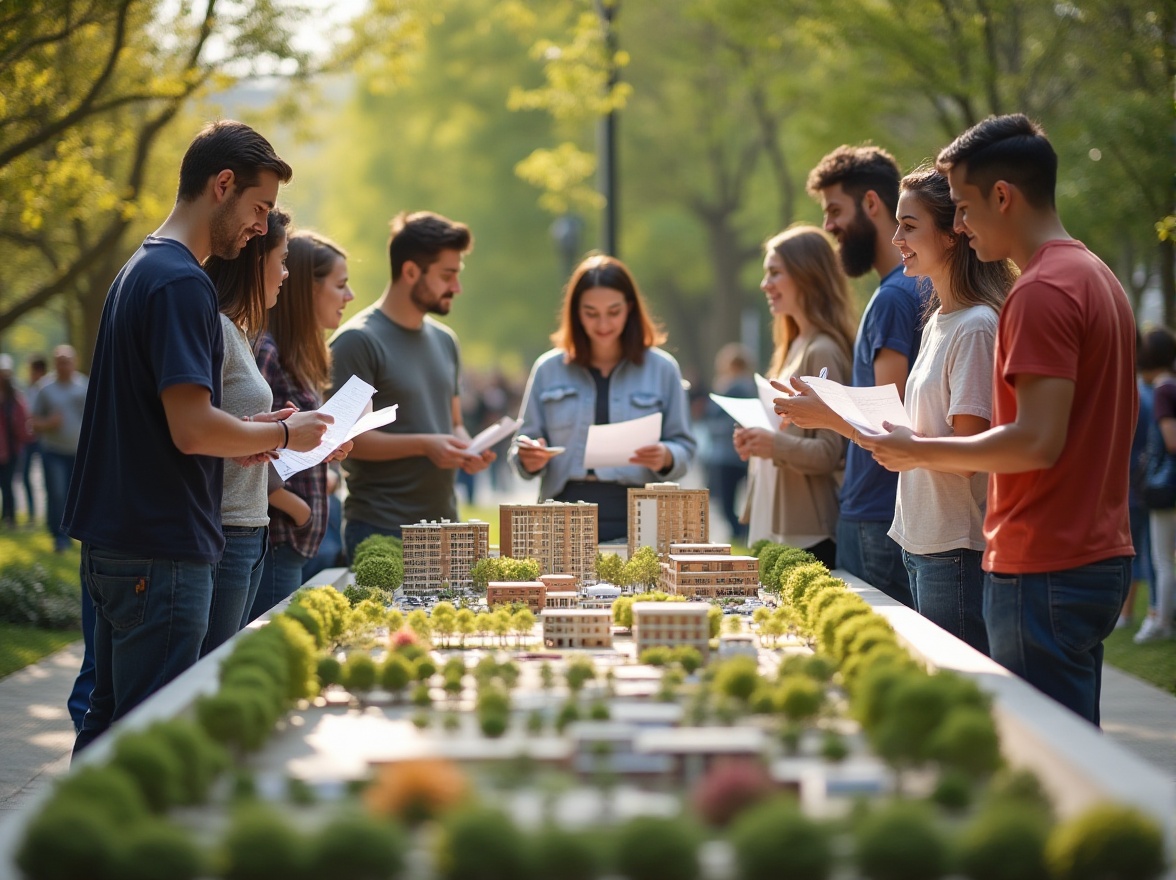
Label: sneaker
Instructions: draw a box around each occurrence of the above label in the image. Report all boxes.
[1115,615,1133,631]
[1133,616,1172,644]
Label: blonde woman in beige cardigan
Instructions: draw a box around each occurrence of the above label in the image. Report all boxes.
[733,226,856,566]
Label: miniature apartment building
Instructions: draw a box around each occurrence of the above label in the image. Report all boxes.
[499,501,598,584]
[401,519,490,595]
[669,542,731,555]
[486,580,547,612]
[632,601,711,660]
[545,591,579,609]
[540,608,613,649]
[627,482,709,558]
[659,553,760,600]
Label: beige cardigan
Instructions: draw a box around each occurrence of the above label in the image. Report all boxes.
[743,332,850,544]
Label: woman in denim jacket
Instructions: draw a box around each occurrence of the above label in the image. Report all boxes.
[509,255,696,542]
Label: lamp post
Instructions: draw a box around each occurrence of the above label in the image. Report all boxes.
[594,0,619,257]
[551,213,584,281]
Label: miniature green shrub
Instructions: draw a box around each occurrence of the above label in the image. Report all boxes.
[782,561,829,609]
[869,672,987,766]
[309,812,408,880]
[354,554,405,592]
[148,719,228,805]
[750,538,772,557]
[479,712,507,737]
[220,805,310,880]
[640,646,673,666]
[589,701,610,720]
[220,634,290,699]
[930,768,973,813]
[435,808,531,880]
[1045,804,1166,880]
[615,815,700,880]
[831,615,896,663]
[957,803,1050,880]
[317,655,343,687]
[291,586,350,643]
[768,548,818,593]
[15,802,121,880]
[854,800,949,880]
[351,534,402,570]
[796,575,844,618]
[927,706,1002,779]
[196,687,275,752]
[713,655,761,703]
[286,776,316,806]
[50,765,149,824]
[729,797,833,880]
[343,581,393,607]
[379,652,413,696]
[283,601,326,647]
[755,546,786,587]
[116,819,204,880]
[219,664,285,718]
[555,701,581,733]
[531,825,599,880]
[804,585,851,636]
[983,768,1055,820]
[839,643,914,693]
[261,615,320,700]
[415,656,437,681]
[565,657,596,693]
[412,683,432,707]
[673,645,703,674]
[820,731,849,763]
[776,675,824,723]
[816,595,872,655]
[344,652,378,693]
[110,731,184,813]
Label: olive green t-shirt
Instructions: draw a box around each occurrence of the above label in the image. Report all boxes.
[329,307,461,531]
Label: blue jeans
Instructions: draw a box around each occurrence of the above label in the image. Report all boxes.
[836,518,914,607]
[200,526,267,657]
[303,494,343,581]
[343,518,400,564]
[74,544,214,754]
[1129,504,1154,608]
[41,450,75,550]
[18,438,39,520]
[66,573,96,733]
[984,556,1131,726]
[903,548,989,655]
[249,542,310,623]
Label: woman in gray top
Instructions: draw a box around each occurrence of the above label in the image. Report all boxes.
[200,209,291,655]
[510,255,696,542]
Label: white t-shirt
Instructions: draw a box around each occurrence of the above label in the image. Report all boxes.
[890,304,997,554]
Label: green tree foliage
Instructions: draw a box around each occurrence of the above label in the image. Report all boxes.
[470,556,542,592]
[596,551,625,585]
[1045,803,1167,880]
[622,545,663,589]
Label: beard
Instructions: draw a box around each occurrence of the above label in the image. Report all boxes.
[837,206,877,278]
[410,276,453,315]
[209,194,244,260]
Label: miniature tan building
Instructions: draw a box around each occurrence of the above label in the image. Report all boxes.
[628,483,709,557]
[632,601,711,659]
[545,591,579,609]
[486,580,547,612]
[659,554,760,600]
[541,608,613,649]
[669,542,731,555]
[499,501,598,584]
[401,519,489,595]
[540,573,579,592]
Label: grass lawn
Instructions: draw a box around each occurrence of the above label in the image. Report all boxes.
[1103,583,1176,696]
[0,520,83,678]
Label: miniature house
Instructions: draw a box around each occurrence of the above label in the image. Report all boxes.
[631,600,711,660]
[627,482,710,557]
[659,553,760,600]
[499,501,598,583]
[544,591,579,609]
[541,608,614,649]
[486,580,546,612]
[401,519,489,595]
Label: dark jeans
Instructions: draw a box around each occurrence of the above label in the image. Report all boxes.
[41,449,74,550]
[836,518,914,607]
[0,457,16,525]
[708,462,748,543]
[66,576,96,733]
[18,439,39,520]
[201,525,267,657]
[343,518,401,565]
[984,556,1131,725]
[74,544,213,754]
[249,542,310,623]
[1129,504,1154,607]
[903,547,989,655]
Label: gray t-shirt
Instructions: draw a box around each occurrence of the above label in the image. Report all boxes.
[329,306,461,531]
[32,373,88,454]
[219,314,272,526]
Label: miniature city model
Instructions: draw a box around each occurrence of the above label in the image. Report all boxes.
[540,607,613,648]
[486,580,546,612]
[401,518,489,595]
[627,482,709,557]
[659,543,760,600]
[631,600,712,659]
[499,500,598,583]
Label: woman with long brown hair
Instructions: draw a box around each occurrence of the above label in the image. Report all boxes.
[250,230,354,619]
[733,225,855,567]
[509,254,696,542]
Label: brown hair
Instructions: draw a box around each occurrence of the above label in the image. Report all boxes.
[936,113,1056,209]
[805,144,902,217]
[388,211,472,282]
[206,208,291,338]
[267,230,346,392]
[899,164,1016,319]
[550,254,666,367]
[177,120,292,202]
[763,226,857,376]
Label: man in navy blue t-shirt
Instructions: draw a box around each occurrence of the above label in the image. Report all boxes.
[775,145,923,606]
[64,120,334,753]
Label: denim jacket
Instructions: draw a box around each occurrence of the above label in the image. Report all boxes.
[509,347,697,500]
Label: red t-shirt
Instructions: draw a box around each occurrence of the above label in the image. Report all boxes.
[984,239,1137,574]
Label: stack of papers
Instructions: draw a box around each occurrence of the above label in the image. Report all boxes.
[465,416,522,456]
[798,376,911,436]
[584,413,662,469]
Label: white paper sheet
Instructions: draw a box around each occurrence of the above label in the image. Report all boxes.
[465,416,522,456]
[708,393,773,431]
[754,373,781,422]
[798,375,912,436]
[583,413,662,469]
[273,375,397,480]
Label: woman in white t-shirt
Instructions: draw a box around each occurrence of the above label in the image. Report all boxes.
[885,165,1016,654]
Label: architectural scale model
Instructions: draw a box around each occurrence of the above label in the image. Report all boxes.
[499,500,598,583]
[627,482,709,557]
[659,544,760,600]
[401,519,489,595]
[540,607,614,649]
[631,600,712,659]
[486,580,546,612]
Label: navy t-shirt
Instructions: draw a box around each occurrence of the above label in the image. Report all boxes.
[64,236,225,563]
[840,266,925,522]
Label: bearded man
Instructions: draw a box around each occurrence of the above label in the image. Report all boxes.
[329,210,493,558]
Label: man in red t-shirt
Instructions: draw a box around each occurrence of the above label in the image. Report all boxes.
[859,114,1137,725]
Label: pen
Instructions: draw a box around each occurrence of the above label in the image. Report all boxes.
[818,367,828,379]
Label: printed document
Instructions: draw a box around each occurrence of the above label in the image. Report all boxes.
[798,375,911,436]
[466,416,522,456]
[584,413,662,469]
[708,393,773,431]
[273,375,398,480]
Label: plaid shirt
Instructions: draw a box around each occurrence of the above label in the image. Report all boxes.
[255,333,328,559]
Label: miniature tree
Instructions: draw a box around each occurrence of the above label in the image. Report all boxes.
[623,546,663,589]
[15,803,121,880]
[354,553,404,593]
[317,655,343,688]
[455,607,476,647]
[412,683,432,708]
[1045,804,1166,880]
[555,701,581,733]
[640,646,673,666]
[820,730,849,763]
[498,659,521,689]
[532,825,599,880]
[406,608,432,643]
[708,604,724,639]
[148,719,228,805]
[117,819,204,880]
[415,655,437,682]
[612,595,634,629]
[930,768,973,813]
[565,657,596,695]
[723,613,743,635]
[344,652,379,694]
[615,815,701,880]
[713,655,761,704]
[221,804,310,880]
[309,812,407,880]
[729,797,834,880]
[386,607,405,632]
[352,534,403,569]
[853,800,949,880]
[927,706,1002,779]
[776,675,824,725]
[956,803,1050,880]
[674,645,703,674]
[435,808,530,880]
[596,550,625,585]
[539,661,555,690]
[511,607,536,646]
[50,765,149,824]
[983,768,1055,820]
[690,759,773,828]
[110,731,184,813]
[474,611,493,645]
[381,653,414,701]
[490,608,512,646]
[432,601,457,647]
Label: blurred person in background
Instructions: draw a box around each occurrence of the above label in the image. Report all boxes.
[702,342,756,543]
